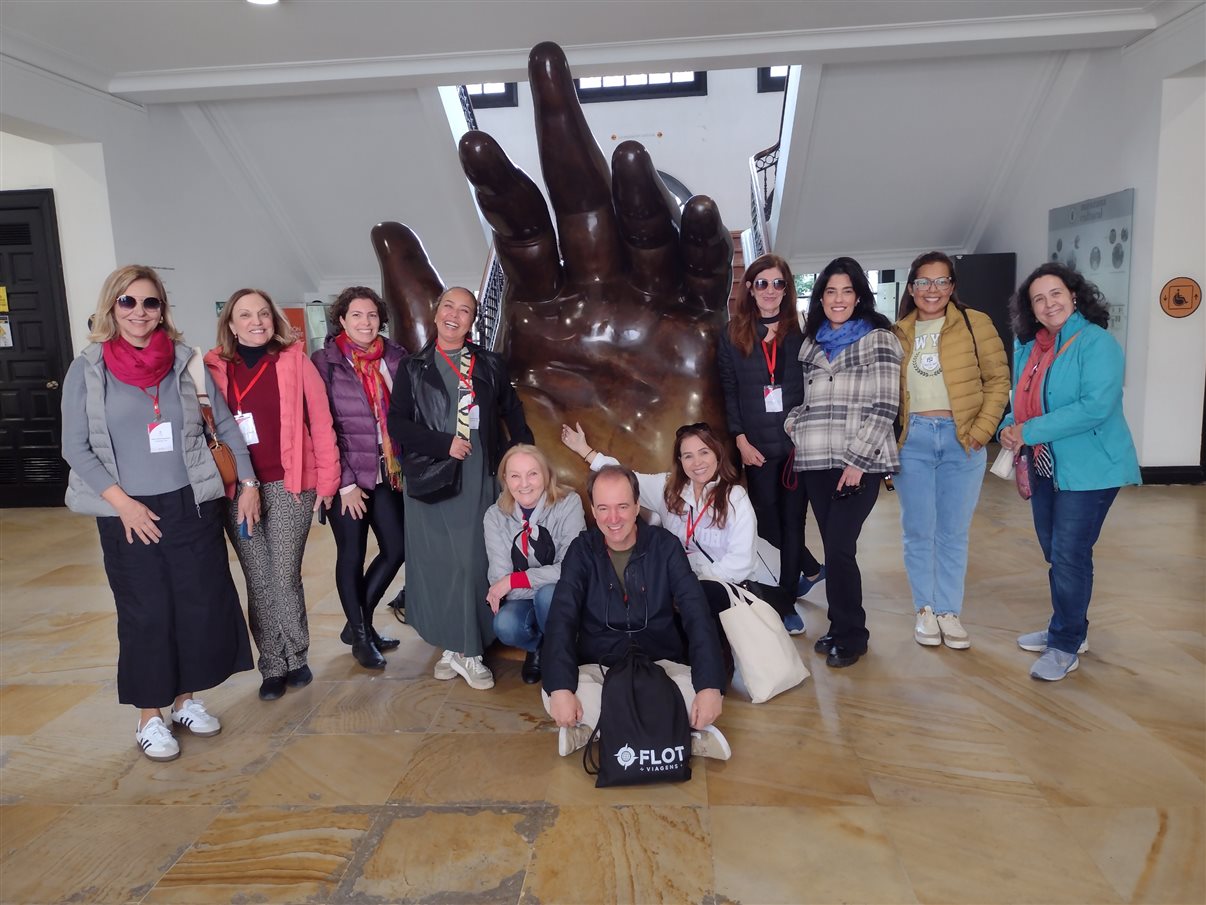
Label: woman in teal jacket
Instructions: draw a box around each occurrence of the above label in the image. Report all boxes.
[998,263,1140,681]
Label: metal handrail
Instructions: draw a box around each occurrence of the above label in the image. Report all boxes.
[475,244,506,352]
[748,140,778,259]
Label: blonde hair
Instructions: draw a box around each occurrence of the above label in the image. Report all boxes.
[496,444,565,515]
[87,265,183,344]
[215,288,296,360]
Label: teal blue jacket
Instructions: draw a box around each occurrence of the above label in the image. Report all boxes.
[999,310,1141,491]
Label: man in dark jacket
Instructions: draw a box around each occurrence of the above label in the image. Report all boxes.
[542,464,731,760]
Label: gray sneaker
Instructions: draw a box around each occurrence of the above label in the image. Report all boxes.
[558,723,593,757]
[1017,630,1088,654]
[1030,648,1079,681]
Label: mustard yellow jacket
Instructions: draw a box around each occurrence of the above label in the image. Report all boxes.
[893,305,1011,451]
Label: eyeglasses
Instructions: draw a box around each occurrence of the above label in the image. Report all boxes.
[911,277,953,291]
[753,278,788,291]
[675,422,711,438]
[116,295,163,311]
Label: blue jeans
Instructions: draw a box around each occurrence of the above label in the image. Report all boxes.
[492,583,556,652]
[1029,472,1119,655]
[895,415,987,615]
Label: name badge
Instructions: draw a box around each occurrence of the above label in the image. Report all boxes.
[468,404,481,430]
[147,421,174,453]
[235,412,259,445]
[763,384,784,413]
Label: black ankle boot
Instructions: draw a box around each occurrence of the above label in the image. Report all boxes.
[521,648,542,684]
[351,626,386,670]
[370,626,401,651]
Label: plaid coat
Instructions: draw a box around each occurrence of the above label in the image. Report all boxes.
[783,327,903,474]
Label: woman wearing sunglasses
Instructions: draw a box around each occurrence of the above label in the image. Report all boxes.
[205,288,340,700]
[312,286,409,672]
[892,252,1010,651]
[483,444,585,685]
[718,253,824,632]
[61,265,255,762]
[784,257,902,668]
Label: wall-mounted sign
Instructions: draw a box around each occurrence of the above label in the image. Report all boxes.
[1159,277,1201,318]
[1048,188,1134,350]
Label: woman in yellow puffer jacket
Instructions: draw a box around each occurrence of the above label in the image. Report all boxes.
[892,251,1010,651]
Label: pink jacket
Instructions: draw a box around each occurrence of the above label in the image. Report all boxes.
[204,342,340,497]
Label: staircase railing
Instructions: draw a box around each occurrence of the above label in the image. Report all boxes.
[475,244,505,352]
[748,140,779,260]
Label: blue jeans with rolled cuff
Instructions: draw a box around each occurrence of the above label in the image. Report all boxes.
[492,582,556,653]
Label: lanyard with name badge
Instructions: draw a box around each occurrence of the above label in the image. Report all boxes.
[761,338,783,412]
[230,358,271,445]
[436,346,479,431]
[142,383,174,453]
[683,493,713,553]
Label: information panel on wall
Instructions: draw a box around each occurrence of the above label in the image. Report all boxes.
[1047,188,1134,351]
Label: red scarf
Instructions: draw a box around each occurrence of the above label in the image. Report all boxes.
[102,329,175,389]
[1013,328,1057,427]
[335,332,402,490]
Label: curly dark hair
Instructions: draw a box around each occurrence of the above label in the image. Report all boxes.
[803,256,892,339]
[1010,263,1110,342]
[328,286,388,334]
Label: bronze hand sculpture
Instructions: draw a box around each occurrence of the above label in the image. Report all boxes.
[373,42,732,482]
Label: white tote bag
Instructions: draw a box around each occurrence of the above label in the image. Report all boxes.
[716,581,809,704]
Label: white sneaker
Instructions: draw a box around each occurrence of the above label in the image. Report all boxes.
[136,716,180,762]
[170,698,221,737]
[1017,630,1088,654]
[935,613,971,650]
[914,606,941,646]
[558,723,593,757]
[449,653,494,690]
[690,725,732,761]
[433,649,456,680]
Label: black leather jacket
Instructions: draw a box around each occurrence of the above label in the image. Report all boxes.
[387,339,532,482]
[542,520,727,696]
[717,325,805,459]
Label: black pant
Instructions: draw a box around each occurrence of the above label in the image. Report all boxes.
[327,483,406,629]
[802,469,881,651]
[746,454,823,592]
[97,487,253,708]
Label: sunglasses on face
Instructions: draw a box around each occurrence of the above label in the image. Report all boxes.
[116,295,163,311]
[753,278,788,291]
[910,277,953,291]
[675,422,711,438]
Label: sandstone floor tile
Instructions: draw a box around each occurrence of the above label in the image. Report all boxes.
[961,672,1147,734]
[711,805,917,904]
[880,805,1121,903]
[145,806,373,904]
[430,658,554,733]
[0,683,103,735]
[242,733,423,806]
[0,802,69,856]
[390,732,556,806]
[1056,806,1205,905]
[2,804,217,904]
[523,805,711,905]
[0,733,136,804]
[826,677,1001,745]
[299,675,450,734]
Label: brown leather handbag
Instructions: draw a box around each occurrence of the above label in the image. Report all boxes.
[200,403,238,487]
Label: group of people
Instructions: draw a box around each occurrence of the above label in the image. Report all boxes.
[62,250,1140,765]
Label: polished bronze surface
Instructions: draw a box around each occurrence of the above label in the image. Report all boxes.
[373,42,732,482]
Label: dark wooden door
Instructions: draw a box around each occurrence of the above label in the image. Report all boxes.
[0,189,73,507]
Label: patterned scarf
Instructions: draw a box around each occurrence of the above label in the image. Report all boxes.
[1014,329,1061,477]
[102,329,175,389]
[510,503,555,571]
[816,317,874,361]
[336,332,402,490]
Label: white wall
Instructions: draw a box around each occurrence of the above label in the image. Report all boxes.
[473,68,784,234]
[974,6,1206,469]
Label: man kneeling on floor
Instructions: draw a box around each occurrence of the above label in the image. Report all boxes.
[541,464,731,760]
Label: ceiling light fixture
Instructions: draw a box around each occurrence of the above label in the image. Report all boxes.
[246,0,279,6]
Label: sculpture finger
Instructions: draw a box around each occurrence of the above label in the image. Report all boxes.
[679,195,733,312]
[371,221,445,352]
[528,41,624,284]
[611,140,683,297]
[459,130,562,302]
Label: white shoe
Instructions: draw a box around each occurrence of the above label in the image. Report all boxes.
[433,649,456,680]
[914,606,941,646]
[558,723,593,757]
[449,653,494,690]
[1017,630,1088,654]
[935,613,971,650]
[136,716,180,762]
[170,698,221,737]
[690,725,732,761]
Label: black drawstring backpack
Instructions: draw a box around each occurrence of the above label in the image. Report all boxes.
[583,644,693,787]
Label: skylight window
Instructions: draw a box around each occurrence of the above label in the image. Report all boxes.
[464,82,518,109]
[575,71,706,103]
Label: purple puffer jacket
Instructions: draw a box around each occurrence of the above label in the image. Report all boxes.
[312,335,408,490]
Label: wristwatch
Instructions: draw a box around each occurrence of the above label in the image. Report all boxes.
[240,479,261,489]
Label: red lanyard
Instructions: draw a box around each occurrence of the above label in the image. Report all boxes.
[140,384,162,421]
[683,494,713,551]
[761,338,778,382]
[231,360,271,414]
[520,519,530,555]
[436,346,475,395]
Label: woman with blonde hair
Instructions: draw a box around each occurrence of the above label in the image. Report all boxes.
[483,444,586,684]
[205,288,340,700]
[61,265,255,762]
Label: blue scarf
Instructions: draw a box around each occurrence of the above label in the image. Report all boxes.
[816,317,874,360]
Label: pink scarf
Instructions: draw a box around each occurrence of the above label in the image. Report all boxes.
[102,329,174,389]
